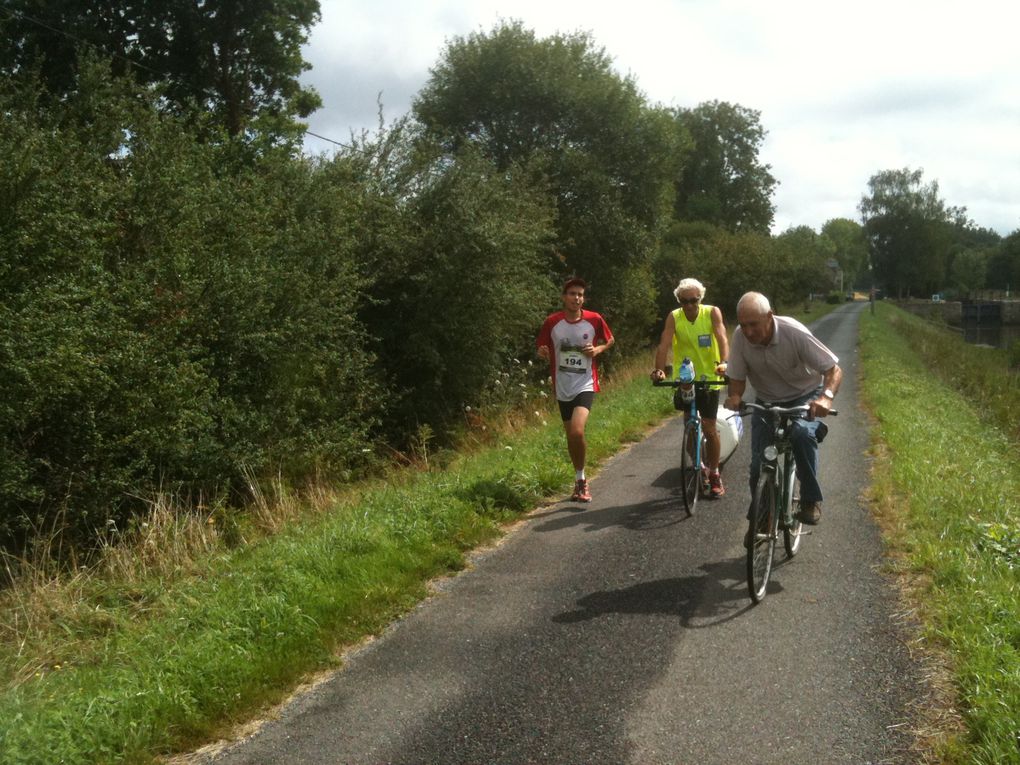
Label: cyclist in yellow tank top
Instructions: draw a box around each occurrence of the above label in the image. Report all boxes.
[650,278,731,497]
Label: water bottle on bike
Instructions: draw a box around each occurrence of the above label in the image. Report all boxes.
[678,357,695,403]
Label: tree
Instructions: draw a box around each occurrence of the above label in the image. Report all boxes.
[652,223,827,318]
[772,225,836,302]
[949,249,988,295]
[858,168,964,298]
[412,20,684,348]
[672,100,777,233]
[0,0,322,139]
[821,218,869,289]
[985,230,1020,291]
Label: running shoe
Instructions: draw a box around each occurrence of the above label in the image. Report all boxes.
[708,471,725,498]
[572,478,592,502]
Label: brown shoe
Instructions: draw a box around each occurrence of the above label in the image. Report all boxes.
[797,501,821,525]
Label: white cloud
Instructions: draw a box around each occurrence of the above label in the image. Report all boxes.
[302,0,1020,235]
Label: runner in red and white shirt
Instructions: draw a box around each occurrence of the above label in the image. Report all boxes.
[536,278,615,502]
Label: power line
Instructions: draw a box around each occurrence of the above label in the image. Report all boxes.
[305,130,354,149]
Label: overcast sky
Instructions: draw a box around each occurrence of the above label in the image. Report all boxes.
[300,0,1018,236]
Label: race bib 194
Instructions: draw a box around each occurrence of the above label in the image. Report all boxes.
[559,349,590,373]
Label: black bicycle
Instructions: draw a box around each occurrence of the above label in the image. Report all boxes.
[740,401,836,603]
[653,378,728,516]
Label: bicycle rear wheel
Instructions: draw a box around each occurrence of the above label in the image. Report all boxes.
[679,419,701,516]
[747,473,777,603]
[782,455,803,558]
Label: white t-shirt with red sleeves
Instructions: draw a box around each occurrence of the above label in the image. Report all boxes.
[536,310,614,402]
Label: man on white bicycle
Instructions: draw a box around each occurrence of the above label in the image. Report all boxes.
[723,292,842,526]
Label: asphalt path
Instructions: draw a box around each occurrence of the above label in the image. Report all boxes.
[198,301,924,765]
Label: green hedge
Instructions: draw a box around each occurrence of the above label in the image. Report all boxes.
[0,66,567,554]
[0,72,382,549]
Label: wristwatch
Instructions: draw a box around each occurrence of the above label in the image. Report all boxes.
[822,388,835,399]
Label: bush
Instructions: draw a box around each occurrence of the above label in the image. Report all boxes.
[0,70,382,552]
[358,140,556,438]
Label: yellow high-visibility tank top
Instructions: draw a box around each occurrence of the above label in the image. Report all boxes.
[671,305,722,381]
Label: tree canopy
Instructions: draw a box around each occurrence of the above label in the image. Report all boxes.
[413,20,685,346]
[858,168,966,297]
[0,0,322,139]
[672,100,777,233]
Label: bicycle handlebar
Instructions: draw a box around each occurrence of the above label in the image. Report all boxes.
[739,401,838,417]
[652,378,728,388]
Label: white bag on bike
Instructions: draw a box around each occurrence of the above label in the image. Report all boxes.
[717,406,743,465]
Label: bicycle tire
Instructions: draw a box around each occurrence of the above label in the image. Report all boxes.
[747,472,777,603]
[782,455,803,558]
[679,419,701,516]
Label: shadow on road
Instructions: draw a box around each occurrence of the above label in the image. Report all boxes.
[531,495,695,533]
[650,466,684,489]
[552,557,769,627]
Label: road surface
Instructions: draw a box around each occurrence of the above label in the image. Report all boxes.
[196,302,923,765]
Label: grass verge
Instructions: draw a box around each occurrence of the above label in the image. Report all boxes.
[859,302,1020,764]
[882,305,1020,442]
[0,356,674,765]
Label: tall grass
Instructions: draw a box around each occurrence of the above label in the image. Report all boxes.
[882,307,1020,443]
[859,302,1020,764]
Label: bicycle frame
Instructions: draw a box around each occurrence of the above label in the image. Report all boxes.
[684,390,703,479]
[653,377,727,516]
[742,402,815,603]
[756,411,798,530]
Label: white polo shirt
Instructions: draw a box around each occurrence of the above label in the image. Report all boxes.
[727,315,838,402]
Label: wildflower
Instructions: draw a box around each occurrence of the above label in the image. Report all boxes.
[504,446,513,451]
[534,411,541,417]
[464,405,472,412]
[539,391,548,398]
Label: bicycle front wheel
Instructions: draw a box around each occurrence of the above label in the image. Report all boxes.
[679,419,701,516]
[782,455,803,558]
[747,472,777,603]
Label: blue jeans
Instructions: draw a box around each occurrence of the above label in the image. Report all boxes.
[748,387,827,510]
